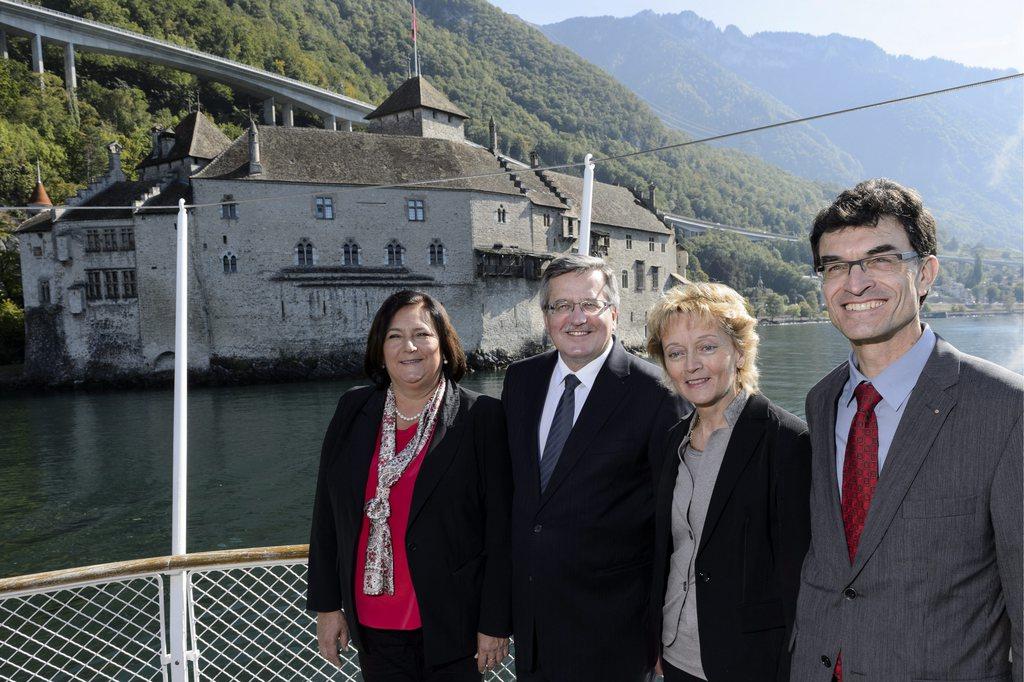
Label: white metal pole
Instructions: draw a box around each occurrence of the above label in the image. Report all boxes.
[169,198,190,682]
[412,0,420,77]
[578,153,594,256]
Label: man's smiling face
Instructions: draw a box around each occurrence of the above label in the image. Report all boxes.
[819,216,936,352]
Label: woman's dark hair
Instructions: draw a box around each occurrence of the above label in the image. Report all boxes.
[364,290,468,388]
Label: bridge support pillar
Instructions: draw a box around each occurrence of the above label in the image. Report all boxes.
[282,102,294,127]
[1,30,8,60]
[324,114,337,131]
[262,98,276,125]
[63,43,77,94]
[31,33,44,88]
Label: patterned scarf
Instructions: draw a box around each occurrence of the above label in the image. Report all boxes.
[362,378,447,595]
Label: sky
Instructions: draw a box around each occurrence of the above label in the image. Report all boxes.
[489,0,1024,72]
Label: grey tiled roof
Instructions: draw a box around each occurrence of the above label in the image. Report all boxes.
[540,171,671,234]
[193,127,667,233]
[366,77,469,120]
[137,112,232,169]
[15,182,190,232]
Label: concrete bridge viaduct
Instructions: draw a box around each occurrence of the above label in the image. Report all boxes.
[0,0,374,129]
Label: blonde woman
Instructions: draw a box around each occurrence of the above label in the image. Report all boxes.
[646,283,811,682]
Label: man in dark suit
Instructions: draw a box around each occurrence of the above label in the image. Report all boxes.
[791,179,1022,681]
[502,254,687,682]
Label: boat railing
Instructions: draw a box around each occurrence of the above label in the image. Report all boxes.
[0,545,517,680]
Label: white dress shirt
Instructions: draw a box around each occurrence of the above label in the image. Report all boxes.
[537,341,615,458]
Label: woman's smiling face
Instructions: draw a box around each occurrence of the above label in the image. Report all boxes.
[661,312,742,410]
[383,303,443,392]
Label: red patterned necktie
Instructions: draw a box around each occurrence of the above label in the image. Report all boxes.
[835,381,883,681]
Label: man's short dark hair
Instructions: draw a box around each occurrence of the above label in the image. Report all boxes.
[364,290,467,388]
[810,178,938,267]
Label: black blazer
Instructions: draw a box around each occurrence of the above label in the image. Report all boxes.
[651,393,811,681]
[306,383,512,666]
[502,341,688,682]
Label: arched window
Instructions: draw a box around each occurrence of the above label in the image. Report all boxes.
[496,205,507,223]
[343,241,361,266]
[429,240,446,266]
[223,252,237,274]
[386,240,404,267]
[296,240,315,267]
[621,269,628,289]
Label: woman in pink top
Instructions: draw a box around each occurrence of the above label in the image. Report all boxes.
[308,290,512,681]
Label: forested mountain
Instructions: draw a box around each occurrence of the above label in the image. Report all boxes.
[0,0,835,239]
[543,11,1023,249]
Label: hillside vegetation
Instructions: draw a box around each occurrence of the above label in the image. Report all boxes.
[0,0,835,234]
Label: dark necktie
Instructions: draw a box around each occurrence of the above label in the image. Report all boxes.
[539,374,580,492]
[835,381,883,681]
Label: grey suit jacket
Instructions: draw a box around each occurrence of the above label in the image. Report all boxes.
[790,337,1023,682]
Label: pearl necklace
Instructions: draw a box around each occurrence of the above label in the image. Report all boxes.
[395,403,427,422]
[394,381,442,422]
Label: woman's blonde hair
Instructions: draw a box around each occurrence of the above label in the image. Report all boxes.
[646,282,760,394]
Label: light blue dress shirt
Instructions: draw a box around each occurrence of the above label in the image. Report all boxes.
[835,324,936,494]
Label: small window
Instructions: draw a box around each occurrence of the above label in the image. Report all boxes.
[32,246,43,258]
[429,240,446,266]
[102,228,117,252]
[104,270,120,300]
[650,266,659,290]
[222,253,237,274]
[221,195,238,220]
[296,240,315,267]
[122,270,137,298]
[634,261,645,293]
[86,271,103,300]
[343,241,361,266]
[543,213,551,227]
[314,196,334,220]
[497,206,507,224]
[38,280,51,305]
[386,240,405,266]
[120,227,135,251]
[406,199,425,222]
[626,234,632,250]
[567,218,575,236]
[86,229,101,252]
[649,236,655,252]
[661,241,666,253]
[447,114,454,123]
[621,270,628,289]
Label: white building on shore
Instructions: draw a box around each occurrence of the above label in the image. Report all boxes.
[17,77,681,383]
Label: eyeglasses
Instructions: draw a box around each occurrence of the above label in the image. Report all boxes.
[544,298,614,316]
[815,251,920,281]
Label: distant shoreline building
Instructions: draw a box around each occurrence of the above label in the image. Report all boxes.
[16,77,682,383]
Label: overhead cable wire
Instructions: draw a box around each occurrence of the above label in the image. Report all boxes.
[0,71,1019,214]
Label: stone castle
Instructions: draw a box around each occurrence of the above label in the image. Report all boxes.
[16,76,682,383]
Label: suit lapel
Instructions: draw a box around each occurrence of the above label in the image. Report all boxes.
[407,389,466,531]
[698,394,769,555]
[523,352,558,507]
[539,342,630,507]
[817,366,849,562]
[849,340,960,576]
[347,389,386,519]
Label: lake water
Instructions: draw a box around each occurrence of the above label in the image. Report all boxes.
[1,315,1021,578]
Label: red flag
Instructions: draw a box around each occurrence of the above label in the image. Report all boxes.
[411,2,418,42]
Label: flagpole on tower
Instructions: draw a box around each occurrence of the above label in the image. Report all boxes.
[412,0,420,77]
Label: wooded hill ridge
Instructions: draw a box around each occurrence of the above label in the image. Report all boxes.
[543,10,1024,249]
[0,0,837,238]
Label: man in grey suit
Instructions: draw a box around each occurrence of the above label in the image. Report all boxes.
[791,178,1022,681]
